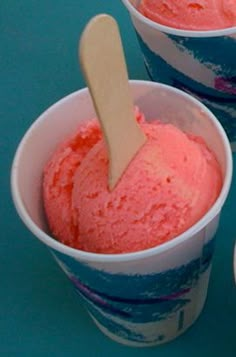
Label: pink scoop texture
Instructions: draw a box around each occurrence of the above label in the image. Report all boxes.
[43,109,222,254]
[139,0,236,30]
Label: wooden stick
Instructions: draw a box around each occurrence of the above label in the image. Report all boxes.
[79,14,146,190]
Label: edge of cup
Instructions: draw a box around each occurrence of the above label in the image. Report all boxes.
[121,0,236,38]
[234,245,236,283]
[11,80,233,263]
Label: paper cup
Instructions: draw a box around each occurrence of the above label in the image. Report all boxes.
[11,81,232,347]
[121,0,236,148]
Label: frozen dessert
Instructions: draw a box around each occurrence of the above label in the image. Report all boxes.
[43,108,222,254]
[138,0,236,30]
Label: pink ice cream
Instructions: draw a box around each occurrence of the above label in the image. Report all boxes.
[43,109,222,254]
[139,0,236,30]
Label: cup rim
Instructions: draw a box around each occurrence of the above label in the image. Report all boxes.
[121,0,236,38]
[11,80,233,263]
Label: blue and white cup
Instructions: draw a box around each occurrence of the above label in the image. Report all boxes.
[121,0,236,148]
[11,81,232,347]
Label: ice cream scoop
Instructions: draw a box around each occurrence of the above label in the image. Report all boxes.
[43,108,222,253]
[139,0,236,30]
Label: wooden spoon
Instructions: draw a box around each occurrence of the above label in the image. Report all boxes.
[79,14,146,190]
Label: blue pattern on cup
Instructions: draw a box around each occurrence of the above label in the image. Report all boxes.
[136,32,236,142]
[52,239,215,343]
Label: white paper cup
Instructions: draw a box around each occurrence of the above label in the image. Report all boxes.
[121,0,236,147]
[11,81,232,347]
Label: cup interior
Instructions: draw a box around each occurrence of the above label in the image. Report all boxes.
[11,81,232,259]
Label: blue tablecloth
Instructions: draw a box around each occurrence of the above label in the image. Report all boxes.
[1,1,236,356]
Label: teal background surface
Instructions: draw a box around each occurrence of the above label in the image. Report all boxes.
[1,1,236,356]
